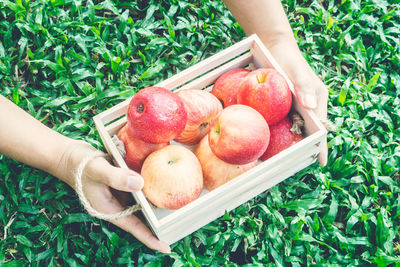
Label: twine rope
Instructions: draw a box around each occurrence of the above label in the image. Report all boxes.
[75,150,140,221]
[320,118,336,132]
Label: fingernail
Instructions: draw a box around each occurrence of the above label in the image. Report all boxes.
[127,175,144,191]
[304,93,317,109]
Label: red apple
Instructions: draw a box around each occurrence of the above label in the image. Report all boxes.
[141,145,203,210]
[127,87,187,144]
[260,117,303,161]
[117,125,169,172]
[174,89,223,145]
[237,68,292,125]
[211,68,250,107]
[195,135,258,191]
[209,104,270,165]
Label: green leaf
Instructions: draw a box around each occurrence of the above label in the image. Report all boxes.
[323,195,338,224]
[62,213,93,224]
[366,73,381,92]
[15,235,33,247]
[139,61,166,80]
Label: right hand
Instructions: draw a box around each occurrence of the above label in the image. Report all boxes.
[65,141,171,253]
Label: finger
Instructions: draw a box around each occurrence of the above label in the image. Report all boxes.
[110,214,171,254]
[86,157,144,192]
[318,139,328,166]
[313,83,329,121]
[295,85,317,109]
[313,84,329,166]
[295,78,329,166]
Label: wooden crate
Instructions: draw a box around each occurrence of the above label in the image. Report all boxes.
[93,34,327,245]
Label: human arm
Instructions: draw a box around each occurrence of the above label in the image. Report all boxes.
[223,0,329,165]
[0,94,170,253]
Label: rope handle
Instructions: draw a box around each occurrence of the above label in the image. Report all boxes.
[75,150,141,221]
[320,118,336,132]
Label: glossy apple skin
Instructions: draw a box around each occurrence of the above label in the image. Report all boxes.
[141,145,203,210]
[208,104,270,165]
[127,87,187,144]
[260,117,303,161]
[237,68,292,125]
[174,89,223,145]
[117,125,168,172]
[211,68,250,107]
[195,135,258,191]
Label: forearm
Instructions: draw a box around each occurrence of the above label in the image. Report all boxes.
[224,0,313,80]
[0,95,84,187]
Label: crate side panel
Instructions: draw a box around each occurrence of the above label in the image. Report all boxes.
[156,37,256,90]
[159,154,316,244]
[105,116,127,136]
[177,52,253,91]
[96,98,131,126]
[153,132,323,222]
[158,140,321,229]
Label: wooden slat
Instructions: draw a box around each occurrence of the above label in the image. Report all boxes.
[177,52,253,91]
[93,36,258,126]
[105,116,127,136]
[159,153,317,244]
[156,35,257,90]
[157,132,322,229]
[93,98,131,126]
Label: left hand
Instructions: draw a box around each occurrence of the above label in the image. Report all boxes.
[268,43,329,166]
[291,67,329,166]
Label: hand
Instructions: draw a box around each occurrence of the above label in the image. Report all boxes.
[0,94,170,253]
[266,41,329,166]
[62,141,171,253]
[222,0,329,166]
[292,67,329,166]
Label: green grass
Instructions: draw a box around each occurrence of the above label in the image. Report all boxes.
[1,0,399,266]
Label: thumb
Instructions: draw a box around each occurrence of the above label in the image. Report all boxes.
[86,157,144,192]
[295,85,317,109]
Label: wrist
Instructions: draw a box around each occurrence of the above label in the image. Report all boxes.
[267,41,315,83]
[53,139,97,189]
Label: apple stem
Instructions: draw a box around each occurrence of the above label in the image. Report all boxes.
[168,160,175,165]
[256,73,267,84]
[214,124,220,135]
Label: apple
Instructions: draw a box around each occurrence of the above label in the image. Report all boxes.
[211,68,250,107]
[127,87,187,144]
[237,68,292,125]
[195,135,258,191]
[141,145,203,210]
[117,124,169,172]
[260,116,303,161]
[209,104,270,165]
[174,89,223,145]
